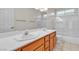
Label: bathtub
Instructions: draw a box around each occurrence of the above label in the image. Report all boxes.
[0,31,23,38]
[57,34,79,45]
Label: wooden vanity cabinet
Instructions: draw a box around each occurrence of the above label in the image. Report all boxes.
[16,31,56,51]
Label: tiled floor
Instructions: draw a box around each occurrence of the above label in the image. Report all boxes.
[53,36,79,51]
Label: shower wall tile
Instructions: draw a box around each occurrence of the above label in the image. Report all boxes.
[0,8,15,32]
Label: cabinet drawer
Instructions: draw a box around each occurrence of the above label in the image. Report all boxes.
[50,32,56,39]
[35,45,44,51]
[45,41,49,48]
[45,35,49,42]
[22,38,44,51]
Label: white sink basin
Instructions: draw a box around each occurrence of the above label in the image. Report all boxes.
[14,31,45,41]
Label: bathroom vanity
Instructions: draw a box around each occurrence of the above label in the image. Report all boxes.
[16,31,56,51]
[0,29,56,51]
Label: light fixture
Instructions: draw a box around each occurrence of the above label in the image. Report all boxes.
[35,8,48,12]
[51,13,55,15]
[44,14,47,17]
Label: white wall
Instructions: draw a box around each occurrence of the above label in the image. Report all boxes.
[15,8,56,30]
[0,8,15,32]
[46,16,56,29]
[46,8,56,29]
[15,8,43,30]
[0,8,57,32]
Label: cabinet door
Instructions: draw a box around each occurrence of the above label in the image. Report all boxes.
[35,45,44,51]
[22,38,44,51]
[50,38,54,51]
[44,35,50,51]
[45,41,49,48]
[53,35,57,48]
[50,33,54,51]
